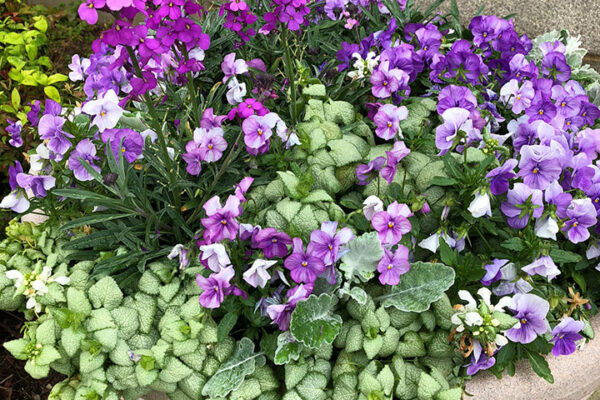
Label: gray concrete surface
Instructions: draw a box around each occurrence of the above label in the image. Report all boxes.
[465,314,600,400]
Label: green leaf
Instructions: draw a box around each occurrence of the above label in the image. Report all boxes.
[550,248,582,264]
[277,171,302,199]
[339,232,384,283]
[11,88,20,110]
[501,237,524,252]
[3,339,29,360]
[201,337,266,398]
[289,293,343,348]
[378,262,455,312]
[525,348,554,383]
[217,313,238,342]
[429,176,458,186]
[60,214,135,231]
[492,311,519,330]
[44,86,61,103]
[273,331,303,365]
[88,276,123,310]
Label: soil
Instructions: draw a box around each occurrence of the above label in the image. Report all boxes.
[0,311,63,400]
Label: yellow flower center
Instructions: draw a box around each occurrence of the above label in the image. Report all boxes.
[221,220,227,225]
[516,96,521,100]
[383,81,388,86]
[121,148,126,153]
[257,129,263,136]
[272,238,277,243]
[532,168,539,174]
[538,110,544,115]
[521,318,527,324]
[388,222,394,228]
[101,111,106,117]
[387,122,392,128]
[573,222,579,227]
[561,102,566,107]
[387,264,393,270]
[208,144,213,150]
[301,261,308,267]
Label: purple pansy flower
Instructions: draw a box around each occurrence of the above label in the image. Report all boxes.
[242,113,278,152]
[82,90,123,132]
[309,221,354,267]
[435,107,471,155]
[562,198,597,243]
[6,119,23,148]
[38,114,74,155]
[506,293,550,344]
[372,104,408,140]
[221,53,248,83]
[15,173,55,198]
[377,245,410,285]
[201,195,241,243]
[284,238,326,283]
[370,61,408,99]
[550,317,585,356]
[381,141,410,184]
[356,157,385,186]
[266,284,312,330]
[517,145,562,190]
[500,183,544,229]
[68,139,101,181]
[252,227,291,259]
[466,340,496,375]
[193,127,228,162]
[481,258,510,286]
[196,266,235,308]
[101,128,144,163]
[182,141,203,176]
[371,201,413,245]
[521,255,560,281]
[0,162,30,213]
[486,159,517,196]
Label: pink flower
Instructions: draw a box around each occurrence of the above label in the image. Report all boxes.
[371,202,413,245]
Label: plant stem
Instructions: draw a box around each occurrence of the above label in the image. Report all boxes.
[281,28,297,128]
[181,46,202,126]
[125,46,182,233]
[185,130,244,225]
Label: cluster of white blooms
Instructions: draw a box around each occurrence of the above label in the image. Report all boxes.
[6,266,69,313]
[348,52,379,80]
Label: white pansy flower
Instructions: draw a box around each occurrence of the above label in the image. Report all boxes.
[468,192,491,218]
[363,195,384,221]
[534,216,559,240]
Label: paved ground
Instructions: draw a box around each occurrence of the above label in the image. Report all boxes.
[465,315,600,400]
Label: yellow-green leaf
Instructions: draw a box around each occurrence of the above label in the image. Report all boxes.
[47,73,68,85]
[33,16,48,33]
[44,86,61,103]
[11,88,20,110]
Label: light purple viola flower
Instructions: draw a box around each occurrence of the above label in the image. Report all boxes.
[377,245,410,285]
[356,157,385,186]
[284,238,326,283]
[499,79,534,114]
[371,201,413,245]
[501,183,544,229]
[234,176,254,204]
[381,141,410,184]
[15,173,55,198]
[372,104,408,140]
[193,127,227,162]
[562,198,597,243]
[196,266,235,309]
[38,114,73,155]
[481,259,509,286]
[252,227,291,259]
[199,243,231,272]
[435,107,471,155]
[486,159,517,196]
[309,221,354,266]
[542,52,571,82]
[506,293,550,344]
[27,100,41,126]
[221,53,248,83]
[550,317,585,356]
[492,262,533,297]
[6,119,23,148]
[526,93,557,123]
[266,284,312,331]
[182,141,203,176]
[82,90,123,132]
[243,259,276,288]
[167,244,190,270]
[201,195,241,243]
[101,128,144,163]
[517,145,562,190]
[545,180,572,219]
[242,113,278,151]
[68,54,91,82]
[68,139,101,181]
[370,61,408,99]
[521,255,560,281]
[0,162,30,213]
[465,340,496,375]
[200,108,227,129]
